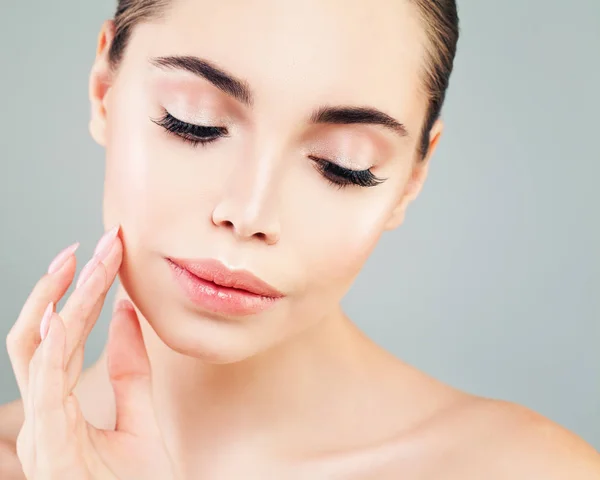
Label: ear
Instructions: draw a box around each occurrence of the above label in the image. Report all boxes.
[383,118,444,230]
[89,20,117,147]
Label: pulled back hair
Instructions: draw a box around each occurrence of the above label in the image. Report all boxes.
[108,0,459,161]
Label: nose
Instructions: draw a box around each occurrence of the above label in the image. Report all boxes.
[211,159,282,246]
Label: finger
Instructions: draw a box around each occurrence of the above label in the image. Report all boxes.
[81,291,110,347]
[6,243,79,400]
[59,229,122,380]
[107,300,157,437]
[65,293,123,383]
[21,306,59,475]
[26,302,55,423]
[31,313,73,470]
[62,296,105,392]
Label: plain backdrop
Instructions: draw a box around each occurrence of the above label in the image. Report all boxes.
[0,0,598,448]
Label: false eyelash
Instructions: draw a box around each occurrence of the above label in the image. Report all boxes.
[151,111,385,188]
[309,156,385,188]
[151,111,229,147]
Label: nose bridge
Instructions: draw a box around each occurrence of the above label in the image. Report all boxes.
[211,148,282,244]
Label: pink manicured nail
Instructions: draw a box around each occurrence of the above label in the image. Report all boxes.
[93,226,120,259]
[47,242,80,274]
[76,226,120,289]
[76,256,101,289]
[40,302,53,340]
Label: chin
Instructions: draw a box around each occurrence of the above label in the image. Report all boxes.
[151,308,281,364]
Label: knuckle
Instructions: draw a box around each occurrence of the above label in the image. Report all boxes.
[5,328,20,356]
[24,276,55,308]
[70,299,88,321]
[5,326,33,357]
[33,273,56,296]
[15,428,30,462]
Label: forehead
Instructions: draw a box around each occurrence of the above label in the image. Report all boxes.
[129,0,429,129]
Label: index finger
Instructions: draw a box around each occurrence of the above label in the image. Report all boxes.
[58,230,123,383]
[6,243,79,400]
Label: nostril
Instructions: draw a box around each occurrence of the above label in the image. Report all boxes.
[211,207,279,244]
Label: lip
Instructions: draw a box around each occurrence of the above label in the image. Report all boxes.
[166,257,284,316]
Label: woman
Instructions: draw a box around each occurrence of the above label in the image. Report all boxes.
[1,0,599,478]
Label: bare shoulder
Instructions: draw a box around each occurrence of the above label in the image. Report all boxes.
[341,352,599,478]
[0,400,25,479]
[0,399,24,442]
[431,396,600,479]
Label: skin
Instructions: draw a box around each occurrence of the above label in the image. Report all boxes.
[2,0,599,478]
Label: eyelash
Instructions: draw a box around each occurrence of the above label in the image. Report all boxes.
[152,112,228,147]
[308,156,384,189]
[152,111,385,188]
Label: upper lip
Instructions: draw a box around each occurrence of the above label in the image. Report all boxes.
[167,257,284,298]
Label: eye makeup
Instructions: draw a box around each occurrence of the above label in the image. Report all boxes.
[309,156,385,188]
[152,111,229,147]
[151,109,387,188]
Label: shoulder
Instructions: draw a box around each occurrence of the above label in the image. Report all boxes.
[488,399,600,478]
[0,400,25,479]
[0,439,24,480]
[425,396,600,479]
[0,399,23,442]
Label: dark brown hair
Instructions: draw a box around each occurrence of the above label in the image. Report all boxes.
[410,1,459,159]
[108,0,459,161]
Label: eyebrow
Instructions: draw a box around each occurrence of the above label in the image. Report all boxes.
[150,55,409,139]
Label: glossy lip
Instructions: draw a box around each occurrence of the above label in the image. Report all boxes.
[165,257,284,316]
[168,257,284,297]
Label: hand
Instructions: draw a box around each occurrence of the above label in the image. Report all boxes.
[6,228,179,480]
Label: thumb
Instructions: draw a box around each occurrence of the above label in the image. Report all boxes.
[106,299,158,437]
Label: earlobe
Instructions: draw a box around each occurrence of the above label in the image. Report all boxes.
[383,119,444,231]
[89,20,116,147]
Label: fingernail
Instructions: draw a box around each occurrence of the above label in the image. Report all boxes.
[47,242,80,275]
[114,299,135,312]
[75,256,101,289]
[40,302,54,340]
[93,225,120,260]
[75,226,120,290]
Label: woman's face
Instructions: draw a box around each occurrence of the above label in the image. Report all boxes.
[90,0,441,362]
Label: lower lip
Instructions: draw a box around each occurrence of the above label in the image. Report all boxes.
[166,260,280,316]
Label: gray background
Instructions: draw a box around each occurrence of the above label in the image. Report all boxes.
[1,0,598,449]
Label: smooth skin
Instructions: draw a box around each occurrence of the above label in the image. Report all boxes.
[4,234,177,479]
[2,0,600,478]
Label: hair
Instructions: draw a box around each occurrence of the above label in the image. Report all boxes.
[108,0,459,161]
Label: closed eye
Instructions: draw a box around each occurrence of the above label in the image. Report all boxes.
[151,111,386,188]
[309,156,386,188]
[151,111,229,147]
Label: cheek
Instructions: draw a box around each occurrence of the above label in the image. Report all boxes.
[103,135,167,250]
[292,189,394,298]
[103,74,208,253]
[315,218,381,283]
[103,103,212,253]
[103,83,159,240]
